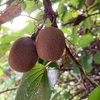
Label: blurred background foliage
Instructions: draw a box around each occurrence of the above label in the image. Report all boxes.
[0,0,100,100]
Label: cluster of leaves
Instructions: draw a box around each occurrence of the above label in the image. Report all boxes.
[0,0,100,100]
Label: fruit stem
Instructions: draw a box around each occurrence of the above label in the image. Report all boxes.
[31,20,44,41]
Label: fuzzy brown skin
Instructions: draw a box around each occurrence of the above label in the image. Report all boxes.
[36,27,65,61]
[85,0,95,6]
[8,37,38,72]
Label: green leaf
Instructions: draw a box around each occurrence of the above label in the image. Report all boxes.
[79,52,93,73]
[33,70,51,100]
[48,62,58,67]
[0,43,10,56]
[50,91,64,100]
[63,91,71,99]
[78,0,85,9]
[51,0,60,3]
[0,33,19,45]
[19,20,34,34]
[83,18,92,29]
[71,26,79,45]
[72,64,80,74]
[57,4,67,17]
[50,92,60,100]
[61,27,71,35]
[78,33,94,48]
[25,1,42,14]
[88,86,100,100]
[35,10,44,19]
[38,58,45,64]
[61,10,72,23]
[45,18,51,27]
[1,26,9,34]
[15,63,45,100]
[21,1,27,11]
[70,0,79,7]
[0,0,2,3]
[0,68,3,76]
[93,52,100,64]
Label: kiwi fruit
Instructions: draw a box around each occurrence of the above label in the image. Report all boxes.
[85,0,95,6]
[36,26,65,61]
[8,37,38,72]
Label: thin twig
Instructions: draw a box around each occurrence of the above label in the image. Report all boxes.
[88,12,100,17]
[20,14,42,21]
[59,67,72,71]
[70,71,80,81]
[31,20,44,40]
[0,86,18,94]
[69,88,85,100]
[62,10,100,26]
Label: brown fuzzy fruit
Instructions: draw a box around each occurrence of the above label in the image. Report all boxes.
[8,37,38,72]
[85,0,95,6]
[36,27,65,61]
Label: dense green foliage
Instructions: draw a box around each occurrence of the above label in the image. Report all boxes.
[0,0,100,100]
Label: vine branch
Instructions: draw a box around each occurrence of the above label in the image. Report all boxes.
[43,0,57,27]
[65,45,99,87]
[0,86,18,94]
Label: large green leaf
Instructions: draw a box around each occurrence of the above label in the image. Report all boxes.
[93,52,100,64]
[88,86,100,100]
[15,63,45,100]
[33,70,51,100]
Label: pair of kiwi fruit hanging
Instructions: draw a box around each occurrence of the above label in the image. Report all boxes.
[8,26,65,72]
